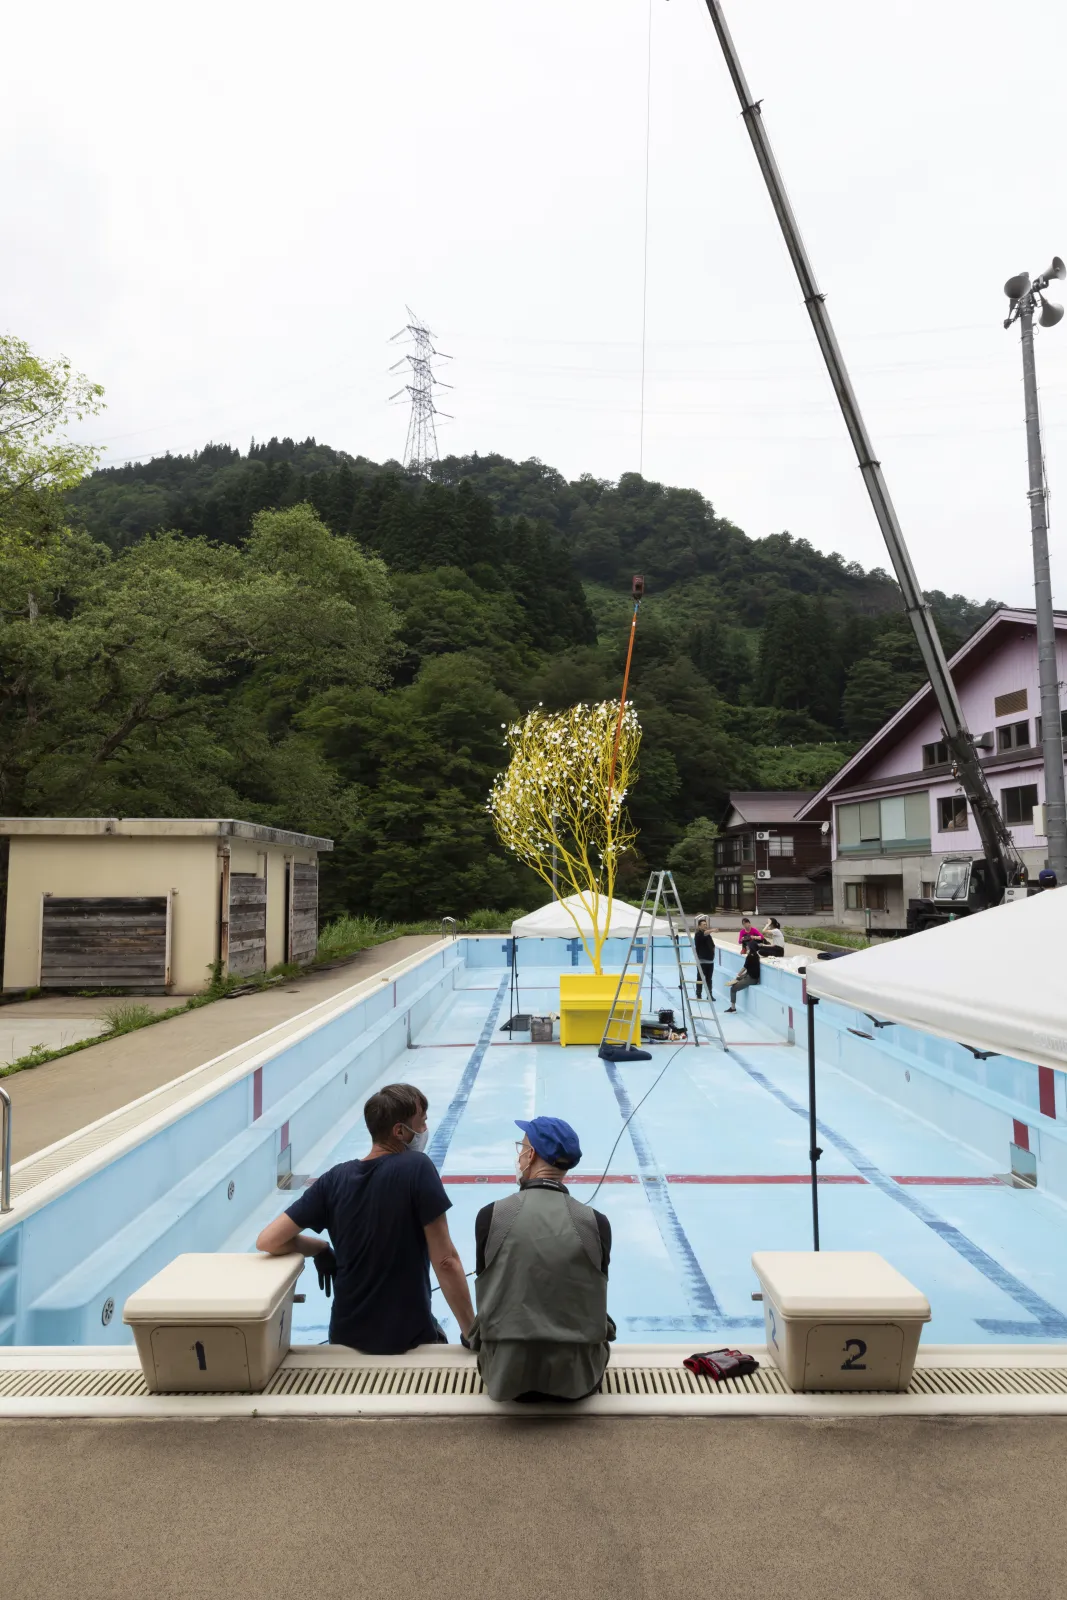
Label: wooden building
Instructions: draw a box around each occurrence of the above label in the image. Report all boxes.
[713,791,832,916]
[0,818,332,994]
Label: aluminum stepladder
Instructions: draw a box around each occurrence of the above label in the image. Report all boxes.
[599,870,728,1059]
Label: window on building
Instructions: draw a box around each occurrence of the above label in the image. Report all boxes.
[845,881,888,912]
[1002,784,1039,826]
[938,796,968,832]
[922,740,949,768]
[1034,711,1067,742]
[994,689,1028,718]
[767,836,794,857]
[837,793,929,851]
[921,881,936,899]
[741,834,753,861]
[996,720,1031,753]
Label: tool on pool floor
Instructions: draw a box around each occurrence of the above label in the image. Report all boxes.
[599,870,728,1061]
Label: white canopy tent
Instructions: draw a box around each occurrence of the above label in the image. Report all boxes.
[806,888,1067,1072]
[510,893,672,939]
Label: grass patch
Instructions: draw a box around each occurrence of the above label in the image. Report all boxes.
[98,1002,158,1036]
[784,925,870,950]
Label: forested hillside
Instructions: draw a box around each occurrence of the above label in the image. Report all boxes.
[6,433,998,919]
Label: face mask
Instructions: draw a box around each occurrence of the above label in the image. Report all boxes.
[403,1125,428,1154]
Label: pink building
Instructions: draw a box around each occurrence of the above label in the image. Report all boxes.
[798,609,1067,930]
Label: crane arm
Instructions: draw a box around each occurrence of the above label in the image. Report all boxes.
[700,0,1019,893]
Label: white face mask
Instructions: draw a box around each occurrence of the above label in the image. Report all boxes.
[403,1125,428,1154]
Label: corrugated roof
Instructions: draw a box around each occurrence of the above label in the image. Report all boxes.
[724,791,816,825]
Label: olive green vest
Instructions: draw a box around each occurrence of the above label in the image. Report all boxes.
[477,1185,609,1341]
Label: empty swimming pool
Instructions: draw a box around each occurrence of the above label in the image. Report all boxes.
[5,936,1067,1347]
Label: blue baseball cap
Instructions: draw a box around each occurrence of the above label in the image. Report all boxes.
[515,1116,582,1170]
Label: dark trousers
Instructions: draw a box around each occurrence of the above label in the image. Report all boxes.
[695,961,715,1001]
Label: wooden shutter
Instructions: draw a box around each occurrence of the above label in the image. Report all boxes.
[289,862,318,965]
[40,896,170,990]
[228,873,267,976]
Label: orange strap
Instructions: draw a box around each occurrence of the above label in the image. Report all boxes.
[607,601,640,800]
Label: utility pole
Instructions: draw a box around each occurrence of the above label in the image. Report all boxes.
[388,308,453,475]
[1004,262,1067,882]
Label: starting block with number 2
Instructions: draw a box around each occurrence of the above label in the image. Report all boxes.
[752,1251,931,1393]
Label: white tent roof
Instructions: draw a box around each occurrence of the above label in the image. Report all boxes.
[511,893,672,939]
[806,888,1067,1072]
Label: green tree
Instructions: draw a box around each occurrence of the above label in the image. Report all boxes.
[666,817,719,909]
[0,335,104,515]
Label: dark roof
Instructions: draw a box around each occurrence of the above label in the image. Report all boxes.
[723,791,817,826]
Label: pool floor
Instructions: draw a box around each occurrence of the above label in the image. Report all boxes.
[228,966,1067,1346]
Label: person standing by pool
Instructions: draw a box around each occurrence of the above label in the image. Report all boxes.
[466,1116,615,1402]
[693,915,716,1001]
[256,1082,475,1354]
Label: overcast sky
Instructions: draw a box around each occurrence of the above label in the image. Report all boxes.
[5,0,1067,605]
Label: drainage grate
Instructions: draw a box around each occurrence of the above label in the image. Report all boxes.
[0,1368,148,1399]
[2,1363,1067,1403]
[600,1365,791,1397]
[266,1365,486,1397]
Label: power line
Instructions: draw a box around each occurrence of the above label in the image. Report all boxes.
[638,0,654,476]
[388,308,452,475]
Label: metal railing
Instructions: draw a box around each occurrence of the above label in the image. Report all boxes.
[440,917,457,941]
[0,1084,11,1213]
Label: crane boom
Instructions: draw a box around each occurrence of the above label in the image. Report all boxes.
[700,0,1020,897]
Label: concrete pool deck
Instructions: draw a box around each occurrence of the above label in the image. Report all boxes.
[5,1413,1067,1600]
[2,935,441,1163]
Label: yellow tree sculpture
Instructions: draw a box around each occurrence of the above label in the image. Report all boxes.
[488,700,641,973]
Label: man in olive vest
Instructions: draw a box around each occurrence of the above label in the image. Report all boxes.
[466,1115,615,1402]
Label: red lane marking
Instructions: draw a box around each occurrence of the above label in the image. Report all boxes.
[441,1174,639,1185]
[665,1174,865,1185]
[1039,1065,1057,1119]
[1013,1119,1030,1151]
[441,1172,1007,1186]
[252,1066,263,1121]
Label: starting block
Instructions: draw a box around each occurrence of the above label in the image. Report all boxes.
[752,1250,931,1392]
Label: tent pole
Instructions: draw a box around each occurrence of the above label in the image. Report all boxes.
[806,988,822,1250]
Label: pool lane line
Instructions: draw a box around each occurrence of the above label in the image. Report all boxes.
[602,1058,763,1333]
[728,1046,1067,1338]
[426,974,511,1172]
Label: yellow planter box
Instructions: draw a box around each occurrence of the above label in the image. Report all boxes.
[558,972,641,1048]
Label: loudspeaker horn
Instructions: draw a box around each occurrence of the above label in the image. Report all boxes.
[1004,271,1031,301]
[1042,257,1066,283]
[1039,294,1065,328]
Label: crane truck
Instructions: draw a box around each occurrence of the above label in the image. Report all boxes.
[701,0,1031,933]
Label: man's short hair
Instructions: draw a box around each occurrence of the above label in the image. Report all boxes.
[364,1083,428,1143]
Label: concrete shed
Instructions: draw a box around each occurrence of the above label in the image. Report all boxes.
[0,819,333,995]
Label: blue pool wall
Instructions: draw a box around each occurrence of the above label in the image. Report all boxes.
[2,933,1067,1347]
[0,945,465,1345]
[714,945,1067,1197]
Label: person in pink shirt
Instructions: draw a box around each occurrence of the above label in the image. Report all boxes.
[738,914,757,949]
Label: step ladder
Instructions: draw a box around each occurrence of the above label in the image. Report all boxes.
[599,871,728,1060]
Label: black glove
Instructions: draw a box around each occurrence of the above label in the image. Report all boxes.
[315,1246,338,1298]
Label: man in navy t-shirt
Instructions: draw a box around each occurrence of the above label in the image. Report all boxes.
[256,1082,474,1353]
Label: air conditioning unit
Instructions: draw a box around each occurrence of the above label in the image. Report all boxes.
[756,869,771,880]
[755,831,771,841]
